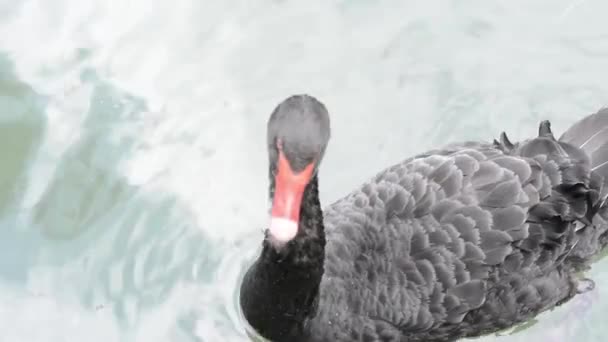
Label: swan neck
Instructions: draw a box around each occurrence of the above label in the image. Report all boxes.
[240,176,325,341]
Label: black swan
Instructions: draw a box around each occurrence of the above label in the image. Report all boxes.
[240,94,608,342]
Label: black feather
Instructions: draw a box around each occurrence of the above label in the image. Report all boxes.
[242,105,608,342]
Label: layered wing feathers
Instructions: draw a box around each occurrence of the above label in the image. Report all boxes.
[315,113,608,341]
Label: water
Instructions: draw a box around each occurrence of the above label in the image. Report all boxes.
[1,0,608,341]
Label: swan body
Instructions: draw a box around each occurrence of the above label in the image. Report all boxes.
[240,95,608,342]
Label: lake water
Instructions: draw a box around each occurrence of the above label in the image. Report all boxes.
[1,1,608,341]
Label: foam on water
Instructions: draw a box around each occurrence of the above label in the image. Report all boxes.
[4,0,608,240]
[1,0,608,341]
[0,283,119,341]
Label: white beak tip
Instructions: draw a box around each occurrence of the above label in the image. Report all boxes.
[268,217,298,243]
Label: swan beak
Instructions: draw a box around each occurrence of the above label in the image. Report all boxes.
[269,151,314,243]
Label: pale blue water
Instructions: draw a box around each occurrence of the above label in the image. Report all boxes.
[1,1,608,341]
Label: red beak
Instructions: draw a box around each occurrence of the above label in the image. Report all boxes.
[269,150,314,243]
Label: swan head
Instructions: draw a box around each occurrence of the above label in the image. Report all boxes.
[266,94,331,245]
